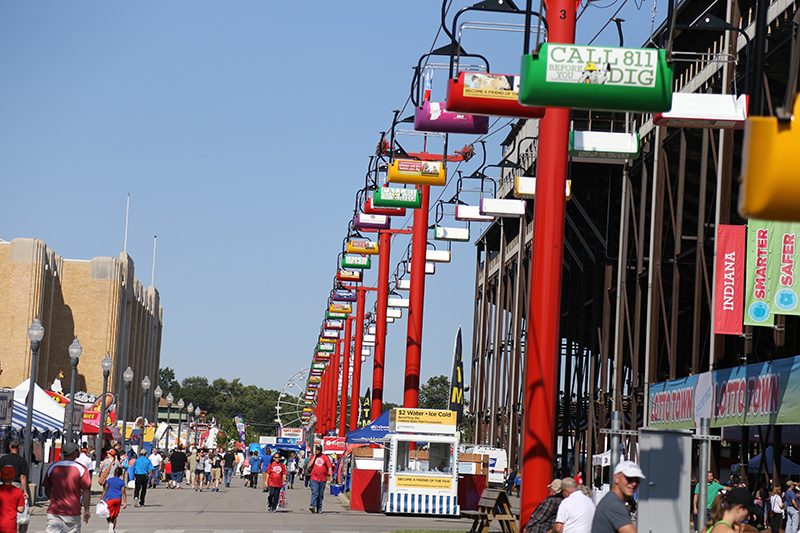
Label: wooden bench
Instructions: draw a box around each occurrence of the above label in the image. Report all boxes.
[462,488,520,533]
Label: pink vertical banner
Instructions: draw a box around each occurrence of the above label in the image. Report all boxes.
[714,225,747,335]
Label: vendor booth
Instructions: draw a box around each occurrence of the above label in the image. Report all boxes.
[381,408,460,515]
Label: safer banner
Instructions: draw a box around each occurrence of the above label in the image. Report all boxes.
[714,225,746,335]
[648,355,800,428]
[767,222,800,315]
[744,220,776,326]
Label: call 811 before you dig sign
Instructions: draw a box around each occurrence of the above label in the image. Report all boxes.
[545,45,659,88]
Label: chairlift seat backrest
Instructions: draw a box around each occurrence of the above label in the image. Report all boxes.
[354,213,390,230]
[406,261,436,275]
[455,205,495,222]
[434,225,471,242]
[514,177,572,200]
[569,131,640,163]
[373,187,422,209]
[479,198,526,217]
[342,255,371,269]
[425,249,451,263]
[414,101,490,134]
[387,160,447,186]
[739,96,800,221]
[519,44,673,113]
[446,72,545,119]
[364,198,407,217]
[347,240,380,255]
[654,93,748,129]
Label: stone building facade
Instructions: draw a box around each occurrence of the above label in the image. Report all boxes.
[0,237,162,422]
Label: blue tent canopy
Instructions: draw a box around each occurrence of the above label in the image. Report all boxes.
[747,446,800,475]
[11,399,63,434]
[345,410,390,443]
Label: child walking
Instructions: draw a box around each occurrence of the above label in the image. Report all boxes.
[101,467,127,533]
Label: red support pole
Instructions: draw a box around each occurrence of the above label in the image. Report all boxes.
[403,185,430,408]
[350,288,366,430]
[520,0,576,526]
[372,229,391,420]
[339,317,353,436]
[330,345,340,434]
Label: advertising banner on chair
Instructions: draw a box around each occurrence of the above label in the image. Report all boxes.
[714,225,747,335]
[744,220,776,326]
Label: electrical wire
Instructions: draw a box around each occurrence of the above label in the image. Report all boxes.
[586,0,631,45]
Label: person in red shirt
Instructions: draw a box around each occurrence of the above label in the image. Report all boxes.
[266,454,287,512]
[43,442,92,533]
[308,445,333,514]
[0,466,25,533]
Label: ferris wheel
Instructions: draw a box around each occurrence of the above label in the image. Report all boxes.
[276,368,311,428]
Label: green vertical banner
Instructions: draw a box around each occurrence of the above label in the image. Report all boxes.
[768,221,800,315]
[744,220,776,326]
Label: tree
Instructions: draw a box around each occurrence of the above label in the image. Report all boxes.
[418,375,450,410]
[159,367,180,397]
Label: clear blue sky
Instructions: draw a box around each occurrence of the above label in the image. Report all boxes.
[0,2,663,407]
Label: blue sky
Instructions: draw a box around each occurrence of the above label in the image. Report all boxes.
[0,2,663,408]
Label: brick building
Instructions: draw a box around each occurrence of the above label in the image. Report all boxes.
[0,237,163,422]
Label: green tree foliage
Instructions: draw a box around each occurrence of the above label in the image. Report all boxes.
[418,375,450,410]
[158,367,181,397]
[162,369,281,443]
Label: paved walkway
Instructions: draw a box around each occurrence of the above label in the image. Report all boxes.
[27,476,507,533]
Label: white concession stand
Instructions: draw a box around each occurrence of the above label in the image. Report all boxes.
[381,408,460,515]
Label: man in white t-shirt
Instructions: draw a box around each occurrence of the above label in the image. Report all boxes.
[148,449,162,488]
[549,477,595,533]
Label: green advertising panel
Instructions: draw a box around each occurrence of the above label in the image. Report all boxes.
[519,44,673,113]
[316,343,334,353]
[342,255,371,269]
[768,222,800,315]
[744,220,776,326]
[373,187,422,209]
[327,311,348,319]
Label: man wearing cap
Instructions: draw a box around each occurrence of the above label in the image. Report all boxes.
[786,481,799,533]
[549,477,595,533]
[592,461,645,533]
[523,479,564,533]
[0,465,25,533]
[132,449,153,507]
[0,439,30,501]
[43,442,92,532]
[266,454,287,512]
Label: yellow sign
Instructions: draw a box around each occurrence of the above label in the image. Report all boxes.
[396,475,453,490]
[389,408,458,434]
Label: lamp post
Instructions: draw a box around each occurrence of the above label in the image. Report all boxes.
[24,319,45,470]
[165,392,173,451]
[153,386,163,448]
[66,338,83,442]
[95,354,113,471]
[121,367,133,451]
[194,406,201,448]
[186,403,193,449]
[139,376,151,450]
[176,399,184,449]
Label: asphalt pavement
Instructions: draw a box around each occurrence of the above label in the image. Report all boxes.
[26,476,504,533]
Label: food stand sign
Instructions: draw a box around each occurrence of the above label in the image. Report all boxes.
[388,408,457,435]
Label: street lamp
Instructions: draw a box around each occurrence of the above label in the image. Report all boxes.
[187,403,193,449]
[165,392,173,451]
[153,386,162,448]
[176,398,185,450]
[121,367,133,451]
[24,319,45,472]
[66,338,83,442]
[95,354,113,472]
[139,376,151,450]
[194,406,201,447]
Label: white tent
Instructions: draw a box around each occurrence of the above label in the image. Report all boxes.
[12,379,66,423]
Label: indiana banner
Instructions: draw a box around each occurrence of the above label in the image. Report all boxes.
[360,388,371,428]
[448,327,464,424]
[714,225,746,335]
[744,220,776,326]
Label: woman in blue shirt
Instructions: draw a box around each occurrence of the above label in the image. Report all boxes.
[101,467,127,533]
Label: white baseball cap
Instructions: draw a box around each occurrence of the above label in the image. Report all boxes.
[614,461,646,479]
